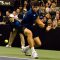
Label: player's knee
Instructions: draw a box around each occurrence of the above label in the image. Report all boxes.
[24,28,33,36]
[34,37,42,46]
[36,41,42,46]
[27,30,33,38]
[39,42,42,46]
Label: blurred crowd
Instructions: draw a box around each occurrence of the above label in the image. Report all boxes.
[0,0,60,31]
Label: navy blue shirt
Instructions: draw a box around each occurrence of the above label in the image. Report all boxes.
[22,8,38,28]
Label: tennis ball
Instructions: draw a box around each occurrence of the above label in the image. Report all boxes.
[4,39,8,43]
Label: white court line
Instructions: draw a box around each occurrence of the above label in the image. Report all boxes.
[0,56,31,60]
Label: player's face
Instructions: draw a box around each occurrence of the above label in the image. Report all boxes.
[32,6,39,12]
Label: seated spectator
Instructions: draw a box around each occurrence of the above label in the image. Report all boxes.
[3,11,10,24]
[45,13,52,31]
[45,3,51,13]
[50,3,56,20]
[56,10,60,20]
[56,10,60,27]
[16,8,20,15]
[12,11,18,20]
[23,1,28,12]
[48,0,52,7]
[50,2,57,29]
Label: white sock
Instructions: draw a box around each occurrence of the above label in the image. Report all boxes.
[31,47,35,52]
[25,46,30,49]
[21,46,25,49]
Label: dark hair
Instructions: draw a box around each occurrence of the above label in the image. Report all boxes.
[30,1,39,6]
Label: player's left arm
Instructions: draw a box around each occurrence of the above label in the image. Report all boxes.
[35,16,45,28]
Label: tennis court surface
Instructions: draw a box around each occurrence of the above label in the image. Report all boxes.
[0,56,32,60]
[0,46,60,60]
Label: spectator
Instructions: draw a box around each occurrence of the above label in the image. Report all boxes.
[56,10,60,27]
[3,11,10,24]
[23,1,28,12]
[12,11,18,20]
[48,0,52,7]
[16,8,20,15]
[45,3,51,13]
[45,13,52,31]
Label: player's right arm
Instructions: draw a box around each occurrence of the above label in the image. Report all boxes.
[35,16,45,28]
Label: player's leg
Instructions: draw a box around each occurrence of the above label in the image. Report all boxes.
[20,33,30,56]
[33,25,42,46]
[24,28,38,58]
[24,28,34,48]
[8,30,17,46]
[19,33,25,49]
[6,30,17,47]
[34,36,42,46]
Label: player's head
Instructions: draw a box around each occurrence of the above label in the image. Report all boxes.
[9,14,14,22]
[30,1,39,12]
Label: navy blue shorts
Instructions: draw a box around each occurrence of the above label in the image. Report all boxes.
[23,24,40,38]
[32,25,40,38]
